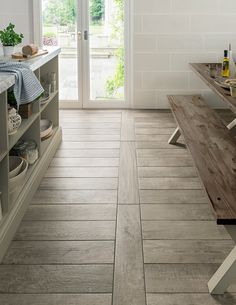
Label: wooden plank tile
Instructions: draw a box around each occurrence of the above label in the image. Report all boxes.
[139,178,202,190]
[146,293,236,305]
[136,134,171,142]
[55,149,120,158]
[63,129,120,135]
[118,142,139,204]
[63,134,120,142]
[140,190,208,204]
[0,265,113,293]
[32,190,117,204]
[40,178,118,190]
[141,204,214,221]
[3,241,114,264]
[51,158,119,167]
[135,122,176,128]
[135,128,175,135]
[136,141,185,149]
[137,157,193,167]
[138,167,197,178]
[24,205,117,221]
[60,122,121,129]
[14,221,115,240]
[143,240,234,264]
[113,205,146,305]
[0,294,112,305]
[137,149,189,158]
[144,264,236,293]
[142,221,229,240]
[45,167,119,178]
[60,141,120,149]
[60,117,121,123]
[121,110,135,141]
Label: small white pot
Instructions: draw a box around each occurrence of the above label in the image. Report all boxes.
[3,46,15,57]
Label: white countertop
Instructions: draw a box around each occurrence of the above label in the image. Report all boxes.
[0,47,61,94]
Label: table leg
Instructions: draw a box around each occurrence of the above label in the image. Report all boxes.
[168,128,181,144]
[227,118,236,135]
[208,226,236,294]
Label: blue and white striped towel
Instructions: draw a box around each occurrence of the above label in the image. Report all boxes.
[0,62,44,108]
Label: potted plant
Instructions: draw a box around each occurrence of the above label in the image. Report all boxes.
[0,23,24,56]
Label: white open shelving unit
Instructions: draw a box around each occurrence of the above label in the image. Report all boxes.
[0,48,62,260]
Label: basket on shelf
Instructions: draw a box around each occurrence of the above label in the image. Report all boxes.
[8,106,22,135]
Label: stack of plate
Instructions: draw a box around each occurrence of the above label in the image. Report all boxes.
[9,156,28,193]
[40,119,53,140]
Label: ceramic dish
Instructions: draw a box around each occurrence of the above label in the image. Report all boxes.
[9,158,28,193]
[39,92,50,105]
[40,119,53,138]
[9,156,24,179]
[214,78,236,90]
[41,128,54,141]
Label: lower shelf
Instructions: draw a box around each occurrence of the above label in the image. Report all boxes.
[0,127,62,261]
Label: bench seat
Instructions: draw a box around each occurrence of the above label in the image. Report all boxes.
[168,95,236,225]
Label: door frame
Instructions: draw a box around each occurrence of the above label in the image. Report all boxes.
[33,0,132,109]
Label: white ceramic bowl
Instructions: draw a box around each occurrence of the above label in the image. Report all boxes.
[40,119,53,138]
[9,159,28,193]
[9,156,24,179]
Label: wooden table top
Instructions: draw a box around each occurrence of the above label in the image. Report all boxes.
[190,63,236,114]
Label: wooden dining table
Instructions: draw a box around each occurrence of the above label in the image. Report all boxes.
[190,63,236,130]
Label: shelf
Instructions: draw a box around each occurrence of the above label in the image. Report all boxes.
[40,91,58,113]
[9,113,39,150]
[41,127,59,156]
[0,151,7,163]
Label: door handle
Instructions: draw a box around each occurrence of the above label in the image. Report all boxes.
[77,31,82,40]
[84,30,88,41]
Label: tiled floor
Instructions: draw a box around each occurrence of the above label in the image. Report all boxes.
[0,109,236,305]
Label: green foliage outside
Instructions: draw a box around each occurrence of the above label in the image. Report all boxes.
[0,23,24,46]
[105,0,124,98]
[43,0,76,26]
[90,0,105,24]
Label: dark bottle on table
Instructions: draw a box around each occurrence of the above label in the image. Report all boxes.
[222,50,230,77]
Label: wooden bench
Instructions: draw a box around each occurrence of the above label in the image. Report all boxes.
[168,95,236,295]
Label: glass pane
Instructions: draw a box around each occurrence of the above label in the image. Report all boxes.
[42,0,78,101]
[89,0,125,100]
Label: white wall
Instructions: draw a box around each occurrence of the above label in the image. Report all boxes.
[0,0,33,55]
[133,0,236,108]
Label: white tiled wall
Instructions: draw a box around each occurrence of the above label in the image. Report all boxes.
[133,0,236,108]
[0,0,32,55]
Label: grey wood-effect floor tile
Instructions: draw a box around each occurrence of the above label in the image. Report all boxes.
[142,221,229,240]
[0,294,112,305]
[138,167,197,178]
[135,115,173,121]
[146,293,236,305]
[40,178,118,190]
[121,110,135,141]
[51,158,119,167]
[60,141,120,149]
[31,190,117,204]
[55,149,120,158]
[0,265,113,293]
[60,109,121,115]
[136,134,171,142]
[143,240,234,264]
[61,117,121,123]
[137,157,194,167]
[14,221,116,241]
[3,241,114,264]
[62,128,120,135]
[136,141,185,149]
[118,142,139,204]
[141,204,214,221]
[140,190,209,204]
[60,122,121,129]
[113,205,146,305]
[24,205,116,221]
[137,149,189,158]
[139,177,202,190]
[135,128,176,135]
[45,167,119,178]
[145,264,236,293]
[63,134,121,142]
